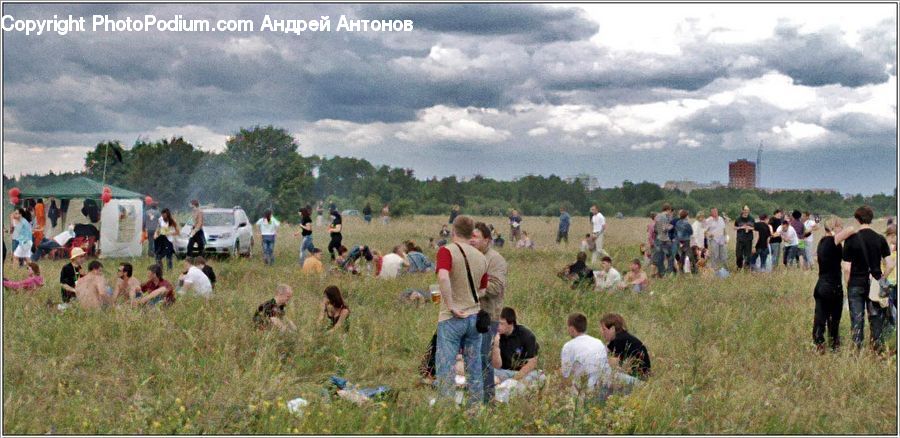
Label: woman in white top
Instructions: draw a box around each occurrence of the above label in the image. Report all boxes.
[154,208,178,271]
[255,209,280,266]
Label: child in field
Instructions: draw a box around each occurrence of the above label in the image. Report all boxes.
[253,284,296,332]
[618,259,650,293]
[3,261,44,292]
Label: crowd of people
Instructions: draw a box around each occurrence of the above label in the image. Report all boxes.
[3,196,895,410]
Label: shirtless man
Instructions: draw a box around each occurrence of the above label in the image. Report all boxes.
[114,262,141,303]
[75,260,109,310]
[186,199,205,257]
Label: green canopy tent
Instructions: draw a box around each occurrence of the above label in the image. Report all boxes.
[19,177,146,258]
[19,176,143,200]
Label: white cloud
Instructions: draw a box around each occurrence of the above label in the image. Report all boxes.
[394,105,512,144]
[527,127,549,136]
[141,125,230,152]
[2,142,91,175]
[732,72,818,111]
[223,36,277,57]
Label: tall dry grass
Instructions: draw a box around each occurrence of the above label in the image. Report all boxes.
[2,215,896,434]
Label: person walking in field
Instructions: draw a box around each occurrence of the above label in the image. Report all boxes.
[381,204,390,225]
[449,204,460,225]
[186,200,205,258]
[509,209,523,242]
[327,209,343,261]
[557,206,571,245]
[363,202,373,224]
[295,207,315,266]
[255,209,280,266]
[652,204,673,276]
[590,205,609,264]
[749,214,773,272]
[154,208,178,272]
[812,217,845,352]
[768,209,785,268]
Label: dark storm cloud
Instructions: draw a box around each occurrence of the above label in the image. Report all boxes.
[371,4,598,42]
[751,23,890,87]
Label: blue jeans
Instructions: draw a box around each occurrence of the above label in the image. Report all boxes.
[146,231,156,257]
[261,235,276,265]
[848,283,887,350]
[783,246,799,267]
[299,235,315,265]
[769,242,781,269]
[480,321,499,403]
[750,246,769,271]
[653,240,672,276]
[437,315,483,406]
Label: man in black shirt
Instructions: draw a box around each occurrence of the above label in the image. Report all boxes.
[599,313,651,379]
[490,307,540,383]
[841,206,891,351]
[750,214,772,272]
[769,210,784,268]
[733,206,755,270]
[253,284,295,331]
[813,217,845,352]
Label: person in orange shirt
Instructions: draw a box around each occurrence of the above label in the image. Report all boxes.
[33,199,46,249]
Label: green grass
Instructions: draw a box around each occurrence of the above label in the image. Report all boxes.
[3,215,897,434]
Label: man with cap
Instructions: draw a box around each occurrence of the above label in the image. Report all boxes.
[59,247,86,306]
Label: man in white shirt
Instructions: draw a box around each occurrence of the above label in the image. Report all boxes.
[560,313,639,400]
[593,257,622,292]
[590,205,609,264]
[179,258,213,297]
[779,221,800,267]
[704,208,727,270]
[378,245,409,279]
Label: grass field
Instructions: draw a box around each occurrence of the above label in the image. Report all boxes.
[3,215,897,434]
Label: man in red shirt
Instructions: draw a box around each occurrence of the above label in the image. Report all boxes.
[434,215,489,406]
[136,264,175,306]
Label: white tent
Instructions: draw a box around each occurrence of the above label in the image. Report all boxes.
[99,199,144,258]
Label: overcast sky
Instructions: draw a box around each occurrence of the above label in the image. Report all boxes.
[2,3,897,194]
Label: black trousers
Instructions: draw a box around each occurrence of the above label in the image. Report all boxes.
[813,278,843,349]
[327,234,343,260]
[187,229,205,258]
[735,238,753,269]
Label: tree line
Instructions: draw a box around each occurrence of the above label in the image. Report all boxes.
[4,125,897,222]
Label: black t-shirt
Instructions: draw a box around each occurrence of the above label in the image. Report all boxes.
[362,206,372,216]
[842,229,891,286]
[769,217,783,243]
[753,222,771,249]
[301,215,313,237]
[607,331,651,379]
[734,215,755,241]
[330,214,342,237]
[59,262,81,296]
[499,324,539,371]
[253,298,285,329]
[817,236,842,283]
[568,260,587,275]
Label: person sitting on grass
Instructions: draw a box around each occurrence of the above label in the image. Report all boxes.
[113,262,141,303]
[558,251,593,289]
[318,285,350,333]
[254,284,297,332]
[490,307,541,384]
[493,233,505,248]
[334,245,373,274]
[405,241,434,273]
[593,257,622,293]
[302,248,325,274]
[194,256,216,289]
[379,245,410,279]
[599,313,652,380]
[136,264,175,307]
[74,260,109,310]
[3,261,44,292]
[618,259,650,293]
[560,313,639,400]
[516,231,535,249]
[178,257,213,298]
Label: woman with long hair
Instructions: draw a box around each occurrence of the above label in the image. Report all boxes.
[318,285,350,332]
[154,208,178,271]
[326,209,343,261]
[294,206,315,266]
[11,209,33,266]
[3,261,44,292]
[255,208,280,265]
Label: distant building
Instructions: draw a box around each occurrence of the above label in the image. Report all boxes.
[565,173,601,191]
[662,180,724,194]
[728,159,756,189]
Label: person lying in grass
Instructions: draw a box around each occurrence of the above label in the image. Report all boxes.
[319,285,350,333]
[254,284,296,332]
[2,261,44,292]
